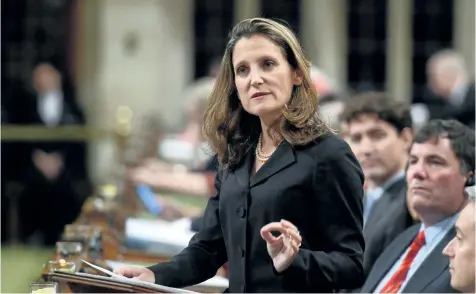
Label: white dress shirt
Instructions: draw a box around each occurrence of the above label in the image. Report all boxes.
[38,90,63,126]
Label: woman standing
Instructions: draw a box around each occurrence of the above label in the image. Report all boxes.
[114,17,365,292]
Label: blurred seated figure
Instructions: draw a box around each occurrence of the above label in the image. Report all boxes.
[131,155,218,199]
[311,66,350,139]
[310,66,339,98]
[424,49,475,128]
[15,62,90,246]
[132,155,219,233]
[130,77,217,198]
[318,93,346,131]
[167,78,215,156]
[443,187,475,293]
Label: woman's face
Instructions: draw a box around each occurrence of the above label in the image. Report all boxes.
[232,34,302,124]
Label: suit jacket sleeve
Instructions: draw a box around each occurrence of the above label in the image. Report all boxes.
[277,143,365,291]
[147,170,227,287]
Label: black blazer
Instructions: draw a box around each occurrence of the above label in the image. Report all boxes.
[361,224,456,293]
[148,133,365,292]
[363,177,415,276]
[425,82,475,129]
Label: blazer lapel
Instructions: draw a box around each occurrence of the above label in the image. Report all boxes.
[386,177,406,197]
[365,226,419,292]
[363,178,405,235]
[250,141,296,187]
[402,228,455,293]
[234,148,254,188]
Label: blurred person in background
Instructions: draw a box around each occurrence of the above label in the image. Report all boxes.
[310,66,351,143]
[129,77,217,198]
[207,57,222,79]
[176,77,216,146]
[425,49,475,129]
[130,77,218,233]
[341,92,415,276]
[361,119,474,293]
[14,61,89,246]
[318,93,346,132]
[442,187,475,293]
[310,66,339,98]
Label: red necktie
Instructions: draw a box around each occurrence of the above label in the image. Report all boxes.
[379,231,426,293]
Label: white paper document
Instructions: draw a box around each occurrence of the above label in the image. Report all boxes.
[80,259,199,293]
[124,218,196,256]
[81,259,125,279]
[105,260,229,292]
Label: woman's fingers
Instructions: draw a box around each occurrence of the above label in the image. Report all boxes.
[262,221,302,247]
[283,236,300,256]
[280,219,298,231]
[261,222,287,244]
[286,228,302,245]
[261,222,287,234]
[290,239,300,252]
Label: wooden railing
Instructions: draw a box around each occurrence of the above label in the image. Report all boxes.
[1,125,114,141]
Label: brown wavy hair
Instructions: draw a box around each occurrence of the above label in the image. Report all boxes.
[202,18,332,170]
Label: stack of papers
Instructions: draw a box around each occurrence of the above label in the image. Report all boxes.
[80,259,229,293]
[124,218,195,256]
[106,260,229,292]
[78,259,197,293]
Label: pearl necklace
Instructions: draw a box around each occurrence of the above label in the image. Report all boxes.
[255,134,274,162]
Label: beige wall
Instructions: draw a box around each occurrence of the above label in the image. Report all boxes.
[77,0,193,182]
[301,0,347,88]
[453,0,475,76]
[234,0,260,24]
[96,0,193,129]
[386,0,412,102]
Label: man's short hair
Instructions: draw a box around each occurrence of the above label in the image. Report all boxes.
[427,49,467,76]
[413,119,475,175]
[340,91,413,133]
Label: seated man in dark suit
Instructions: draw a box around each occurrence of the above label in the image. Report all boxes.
[129,77,216,199]
[424,49,475,129]
[361,119,474,293]
[15,62,90,246]
[442,187,475,293]
[341,92,416,276]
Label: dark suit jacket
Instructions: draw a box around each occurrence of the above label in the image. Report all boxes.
[363,177,415,276]
[148,133,365,292]
[425,82,475,129]
[361,224,456,293]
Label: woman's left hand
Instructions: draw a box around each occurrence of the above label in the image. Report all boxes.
[260,219,302,273]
